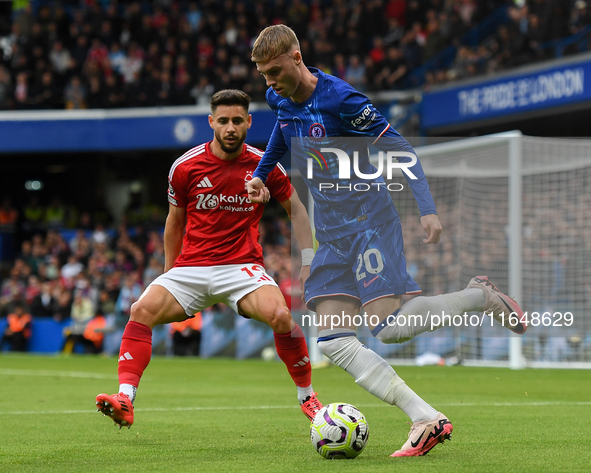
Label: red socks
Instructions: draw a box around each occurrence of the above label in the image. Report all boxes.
[118,321,153,387]
[117,321,311,390]
[274,324,312,387]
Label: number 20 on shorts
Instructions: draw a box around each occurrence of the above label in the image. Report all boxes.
[355,249,384,281]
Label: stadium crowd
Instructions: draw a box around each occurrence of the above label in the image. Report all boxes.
[1,1,589,361]
[1,178,589,361]
[0,195,295,354]
[3,170,588,358]
[0,0,589,110]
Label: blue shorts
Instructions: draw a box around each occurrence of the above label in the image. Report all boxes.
[304,218,421,311]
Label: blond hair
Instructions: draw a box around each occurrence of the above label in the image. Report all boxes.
[251,24,300,63]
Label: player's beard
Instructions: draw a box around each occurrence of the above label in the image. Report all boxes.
[216,131,245,154]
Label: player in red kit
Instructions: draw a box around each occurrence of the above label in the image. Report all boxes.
[96,89,323,428]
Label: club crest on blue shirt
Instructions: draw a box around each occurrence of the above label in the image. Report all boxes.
[309,123,326,140]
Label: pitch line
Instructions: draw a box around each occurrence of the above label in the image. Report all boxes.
[0,368,118,379]
[1,401,590,416]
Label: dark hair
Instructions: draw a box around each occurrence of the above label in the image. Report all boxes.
[210,89,251,114]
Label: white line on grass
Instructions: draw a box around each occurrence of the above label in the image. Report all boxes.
[0,406,298,416]
[437,401,591,407]
[1,401,590,416]
[0,369,118,379]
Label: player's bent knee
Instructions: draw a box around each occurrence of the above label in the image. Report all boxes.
[266,306,292,334]
[317,335,360,366]
[130,301,159,328]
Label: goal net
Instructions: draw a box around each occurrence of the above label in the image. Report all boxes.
[373,131,591,368]
[296,131,591,368]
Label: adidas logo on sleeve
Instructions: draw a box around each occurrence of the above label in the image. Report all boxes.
[197,176,213,188]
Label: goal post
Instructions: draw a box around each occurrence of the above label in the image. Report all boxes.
[508,133,525,369]
[415,131,526,369]
[411,131,591,369]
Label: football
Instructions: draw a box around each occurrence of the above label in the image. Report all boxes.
[310,403,369,459]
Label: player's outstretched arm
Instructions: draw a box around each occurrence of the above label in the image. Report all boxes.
[246,177,270,203]
[280,187,315,296]
[420,213,442,244]
[249,120,289,202]
[163,204,186,272]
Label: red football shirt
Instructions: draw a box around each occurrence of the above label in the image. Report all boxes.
[167,141,292,267]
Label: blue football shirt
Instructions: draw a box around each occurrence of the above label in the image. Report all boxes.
[254,67,436,242]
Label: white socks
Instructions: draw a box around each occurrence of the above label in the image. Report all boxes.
[373,288,486,343]
[297,384,315,404]
[317,329,437,422]
[121,382,315,408]
[400,394,439,423]
[119,384,137,404]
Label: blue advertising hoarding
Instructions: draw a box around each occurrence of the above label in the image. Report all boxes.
[0,105,277,153]
[422,54,591,132]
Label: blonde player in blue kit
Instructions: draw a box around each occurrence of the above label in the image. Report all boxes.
[247,25,528,457]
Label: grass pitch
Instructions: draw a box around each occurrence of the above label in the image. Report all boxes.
[1,354,590,472]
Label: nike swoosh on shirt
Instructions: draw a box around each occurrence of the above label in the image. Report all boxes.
[363,275,379,288]
[280,122,289,128]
